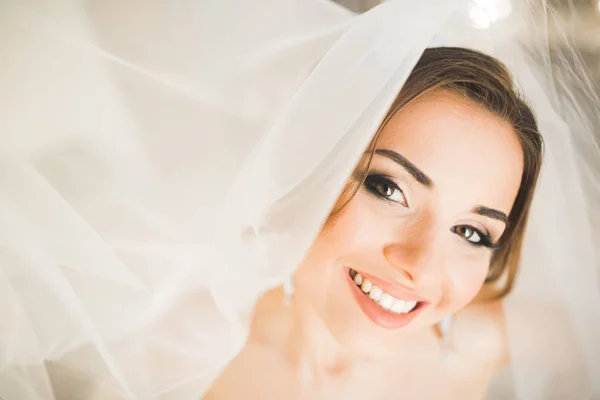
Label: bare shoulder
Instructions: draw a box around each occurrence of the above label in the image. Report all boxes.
[454,296,581,371]
[453,299,509,368]
[489,296,582,366]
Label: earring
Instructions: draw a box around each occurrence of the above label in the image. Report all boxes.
[439,315,454,362]
[282,275,295,306]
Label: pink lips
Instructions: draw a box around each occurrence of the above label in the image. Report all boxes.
[345,268,428,330]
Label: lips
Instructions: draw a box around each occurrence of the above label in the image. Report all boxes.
[345,268,427,330]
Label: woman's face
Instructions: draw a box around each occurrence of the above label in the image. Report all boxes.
[294,89,524,354]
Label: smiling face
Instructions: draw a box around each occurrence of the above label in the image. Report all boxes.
[292,89,524,353]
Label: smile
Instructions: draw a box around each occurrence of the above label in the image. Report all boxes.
[350,269,418,313]
[346,268,427,330]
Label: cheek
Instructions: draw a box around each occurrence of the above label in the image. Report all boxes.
[295,207,355,285]
[295,198,378,297]
[310,198,375,260]
[443,255,490,310]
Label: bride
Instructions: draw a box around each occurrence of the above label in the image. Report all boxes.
[1,0,599,399]
[206,46,542,399]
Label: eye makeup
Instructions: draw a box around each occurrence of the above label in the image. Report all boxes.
[363,173,409,207]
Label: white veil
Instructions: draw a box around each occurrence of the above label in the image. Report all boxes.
[0,0,598,399]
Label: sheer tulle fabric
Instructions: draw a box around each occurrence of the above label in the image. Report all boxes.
[0,0,598,398]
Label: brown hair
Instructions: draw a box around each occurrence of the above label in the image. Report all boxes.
[329,47,543,300]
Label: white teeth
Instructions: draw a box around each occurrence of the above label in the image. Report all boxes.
[360,279,373,293]
[369,286,383,302]
[403,300,418,313]
[379,294,393,310]
[350,271,420,314]
[391,300,406,313]
[353,273,363,286]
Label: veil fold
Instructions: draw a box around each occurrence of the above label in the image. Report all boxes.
[0,0,598,398]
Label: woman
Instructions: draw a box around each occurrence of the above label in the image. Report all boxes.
[1,0,599,399]
[205,46,543,399]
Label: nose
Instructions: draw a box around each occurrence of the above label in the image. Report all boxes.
[382,217,442,290]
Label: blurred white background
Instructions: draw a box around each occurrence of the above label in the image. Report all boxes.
[333,0,599,94]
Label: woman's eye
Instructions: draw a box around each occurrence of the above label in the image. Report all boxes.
[364,175,408,207]
[455,225,481,243]
[452,225,496,248]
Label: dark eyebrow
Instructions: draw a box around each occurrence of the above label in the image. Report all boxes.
[374,149,433,188]
[473,206,508,225]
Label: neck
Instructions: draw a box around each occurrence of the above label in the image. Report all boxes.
[285,301,357,386]
[251,288,364,387]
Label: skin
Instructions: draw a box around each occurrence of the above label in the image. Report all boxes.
[204,89,524,399]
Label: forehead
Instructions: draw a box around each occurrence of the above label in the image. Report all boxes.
[376,90,524,214]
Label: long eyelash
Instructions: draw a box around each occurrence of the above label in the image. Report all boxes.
[363,174,403,203]
[470,228,499,249]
